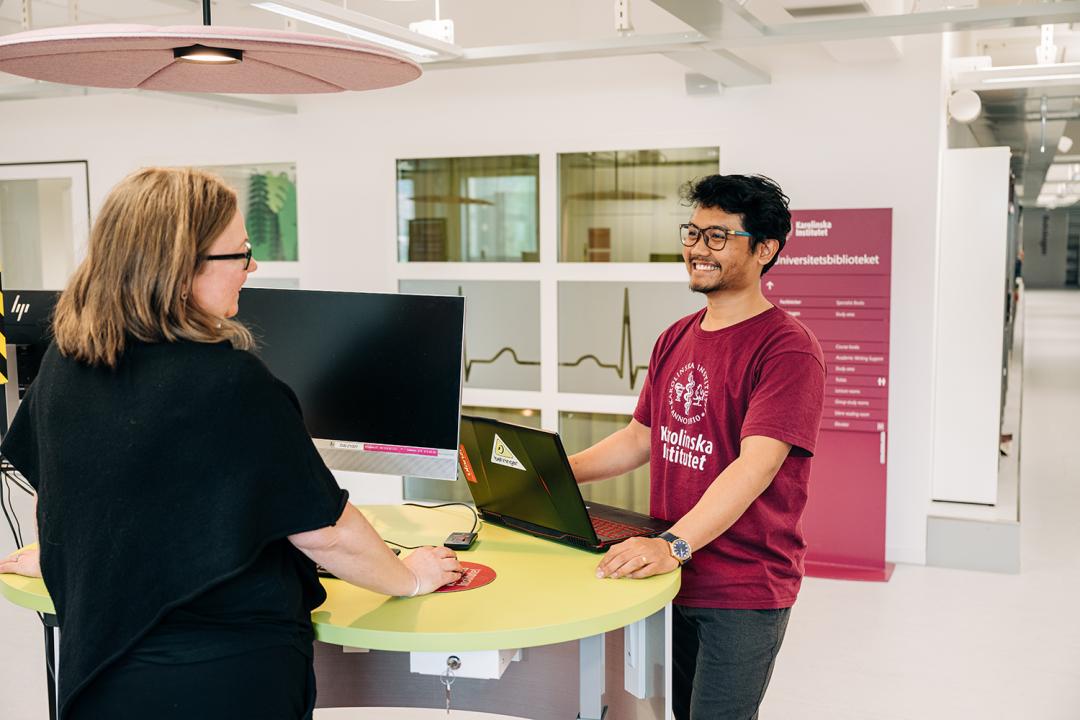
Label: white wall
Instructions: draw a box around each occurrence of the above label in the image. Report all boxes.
[0,37,947,563]
[932,147,1010,504]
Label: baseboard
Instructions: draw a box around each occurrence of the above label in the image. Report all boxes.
[926,515,1020,574]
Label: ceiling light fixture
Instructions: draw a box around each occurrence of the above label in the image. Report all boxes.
[173,44,243,64]
[983,73,1080,84]
[567,152,666,202]
[251,0,462,60]
[0,0,422,94]
[410,195,494,206]
[253,2,435,57]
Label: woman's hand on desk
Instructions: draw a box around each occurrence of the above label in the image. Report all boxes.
[0,547,41,577]
[402,546,463,596]
[289,503,462,597]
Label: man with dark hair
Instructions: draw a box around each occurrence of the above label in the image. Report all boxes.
[569,174,826,720]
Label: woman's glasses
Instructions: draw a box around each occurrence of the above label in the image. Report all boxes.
[204,241,253,270]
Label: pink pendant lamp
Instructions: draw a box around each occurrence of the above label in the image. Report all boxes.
[0,0,420,94]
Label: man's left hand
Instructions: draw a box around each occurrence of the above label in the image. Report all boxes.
[596,537,679,580]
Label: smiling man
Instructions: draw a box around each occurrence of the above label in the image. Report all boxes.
[569,174,826,720]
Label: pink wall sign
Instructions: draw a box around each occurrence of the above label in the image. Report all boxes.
[764,208,894,582]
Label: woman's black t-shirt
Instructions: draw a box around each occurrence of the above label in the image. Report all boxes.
[0,338,349,719]
[130,539,321,663]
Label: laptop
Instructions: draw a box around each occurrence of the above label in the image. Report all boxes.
[457,415,670,552]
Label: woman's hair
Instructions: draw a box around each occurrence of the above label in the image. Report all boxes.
[53,167,254,367]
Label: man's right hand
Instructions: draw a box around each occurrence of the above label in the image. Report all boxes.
[402,546,463,595]
[0,547,41,578]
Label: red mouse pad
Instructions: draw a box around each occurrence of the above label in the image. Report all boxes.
[435,562,496,593]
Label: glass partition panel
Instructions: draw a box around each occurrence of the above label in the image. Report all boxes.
[559,147,719,262]
[560,411,650,515]
[0,178,75,290]
[559,281,704,396]
[399,280,540,391]
[403,406,542,503]
[397,155,539,262]
[0,161,89,290]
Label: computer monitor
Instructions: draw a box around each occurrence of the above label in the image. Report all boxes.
[235,288,465,480]
[3,289,61,430]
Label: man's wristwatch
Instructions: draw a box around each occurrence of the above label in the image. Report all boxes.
[660,532,692,565]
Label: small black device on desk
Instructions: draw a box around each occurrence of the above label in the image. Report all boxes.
[444,531,477,550]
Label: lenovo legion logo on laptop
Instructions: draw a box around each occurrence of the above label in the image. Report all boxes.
[490,433,526,471]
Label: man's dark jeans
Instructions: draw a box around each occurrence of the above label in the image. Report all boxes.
[672,604,791,720]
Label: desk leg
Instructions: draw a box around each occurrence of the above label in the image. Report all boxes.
[664,603,673,720]
[43,613,59,720]
[578,633,606,720]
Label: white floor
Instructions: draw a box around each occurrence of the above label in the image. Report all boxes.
[761,289,1080,720]
[2,290,1078,719]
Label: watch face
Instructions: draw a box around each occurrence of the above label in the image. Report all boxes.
[672,538,692,561]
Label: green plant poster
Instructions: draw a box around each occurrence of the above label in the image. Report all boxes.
[201,163,298,262]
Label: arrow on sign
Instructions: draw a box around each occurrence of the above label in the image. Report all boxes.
[766,281,775,291]
[876,377,886,387]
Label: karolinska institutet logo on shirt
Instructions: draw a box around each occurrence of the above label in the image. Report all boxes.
[664,363,715,471]
[668,362,709,425]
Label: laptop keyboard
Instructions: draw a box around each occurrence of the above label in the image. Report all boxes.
[590,516,648,542]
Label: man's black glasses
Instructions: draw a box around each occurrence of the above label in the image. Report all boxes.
[679,223,752,252]
[204,241,253,270]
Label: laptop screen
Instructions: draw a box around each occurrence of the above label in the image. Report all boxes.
[458,416,595,540]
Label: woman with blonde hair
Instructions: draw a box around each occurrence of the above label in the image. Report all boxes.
[0,167,461,720]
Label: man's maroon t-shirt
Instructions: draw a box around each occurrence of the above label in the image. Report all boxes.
[633,306,826,609]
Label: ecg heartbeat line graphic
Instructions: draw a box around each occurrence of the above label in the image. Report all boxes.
[559,287,649,390]
[464,345,541,381]
[457,286,541,382]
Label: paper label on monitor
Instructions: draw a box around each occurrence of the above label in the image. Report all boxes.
[491,433,526,471]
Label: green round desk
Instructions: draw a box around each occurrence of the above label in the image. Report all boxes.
[1,504,680,719]
[316,504,679,651]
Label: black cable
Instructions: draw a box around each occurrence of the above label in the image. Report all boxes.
[0,461,47,641]
[401,502,480,534]
[1,474,21,549]
[0,462,33,495]
[2,475,23,548]
[9,473,32,495]
[0,466,46,628]
[384,539,424,551]
[0,462,33,549]
[384,502,481,550]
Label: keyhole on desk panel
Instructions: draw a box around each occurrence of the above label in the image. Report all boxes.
[442,655,460,714]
